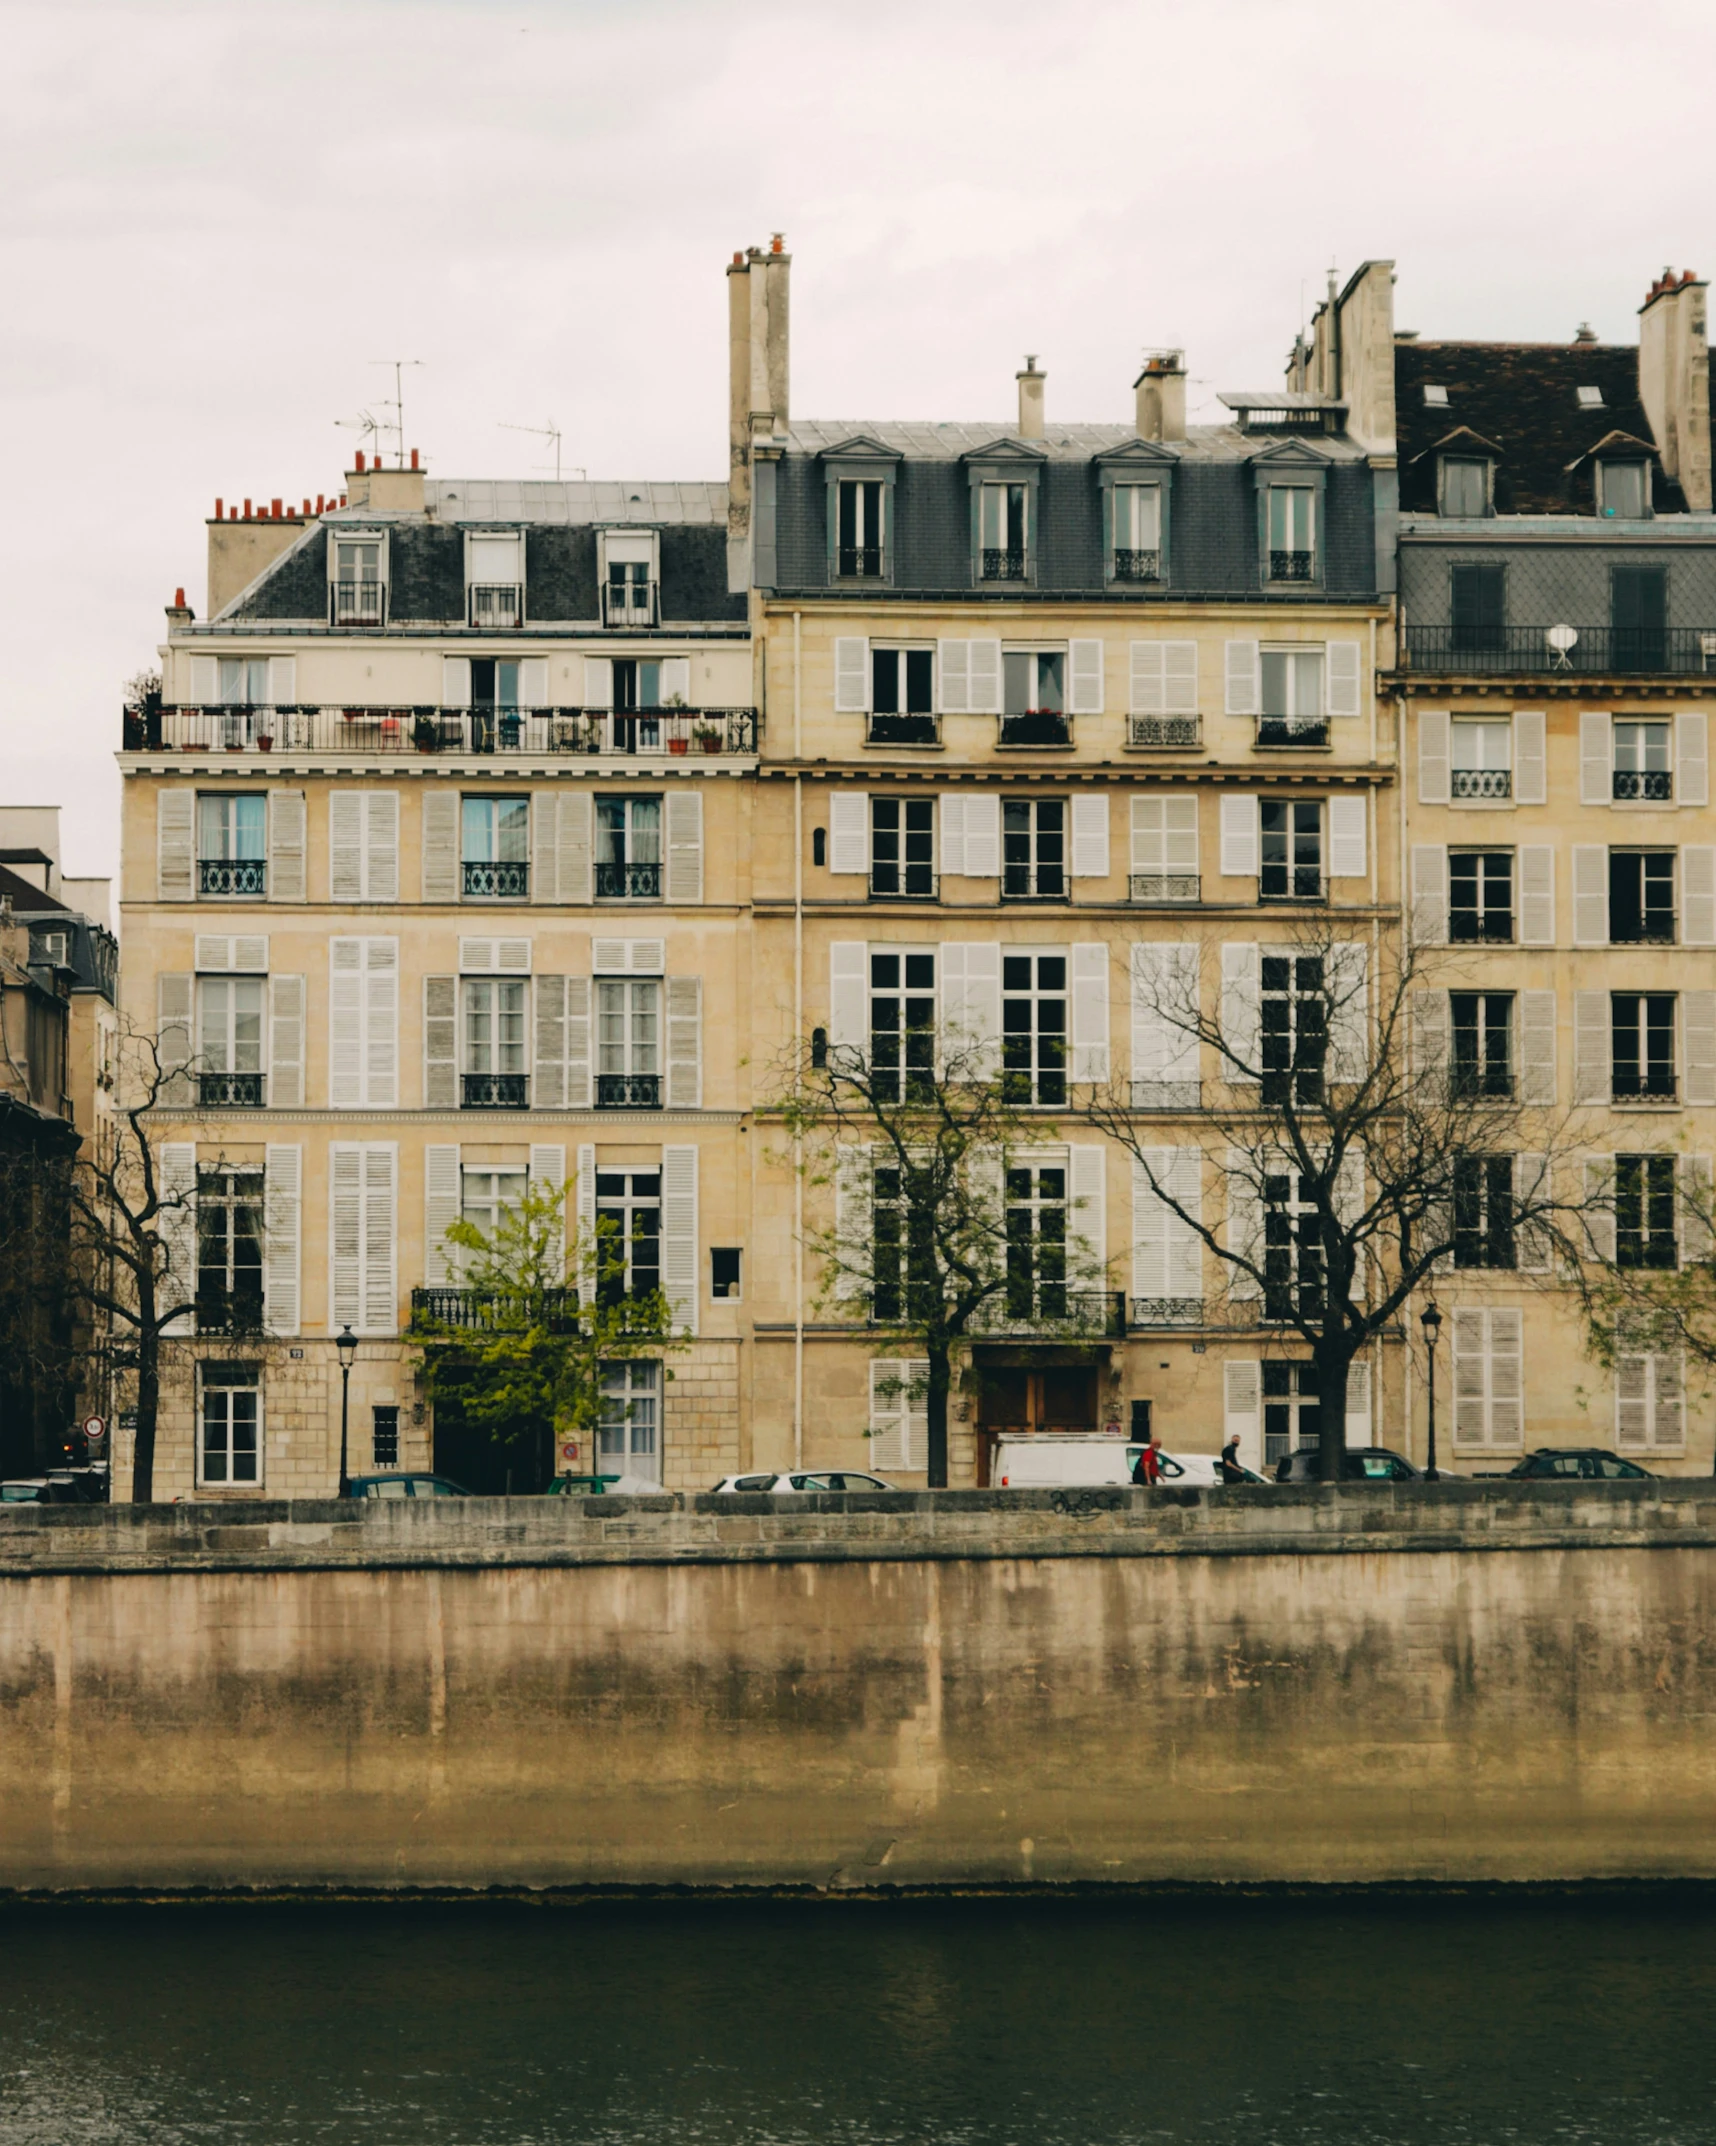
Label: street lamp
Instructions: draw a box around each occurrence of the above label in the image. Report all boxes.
[1420,1300,1443,1483]
[335,1325,358,1497]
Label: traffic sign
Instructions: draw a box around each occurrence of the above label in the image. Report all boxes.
[82,1416,106,1443]
[560,1440,580,1463]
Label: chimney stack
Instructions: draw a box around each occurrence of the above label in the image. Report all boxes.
[1134,351,1186,442]
[1016,356,1045,440]
[1639,269,1711,511]
[726,236,792,591]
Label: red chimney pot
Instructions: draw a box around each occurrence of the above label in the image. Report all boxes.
[410,447,419,470]
[771,232,784,253]
[243,497,252,517]
[215,497,223,518]
[355,450,365,472]
[174,587,185,608]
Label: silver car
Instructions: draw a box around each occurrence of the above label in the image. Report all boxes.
[709,1470,895,1494]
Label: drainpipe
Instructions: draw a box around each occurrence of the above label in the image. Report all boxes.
[792,610,804,1470]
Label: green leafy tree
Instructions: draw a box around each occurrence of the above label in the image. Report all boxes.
[1568,1151,1716,1401]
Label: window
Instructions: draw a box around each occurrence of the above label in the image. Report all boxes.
[1259,801,1323,900]
[980,482,1028,580]
[610,659,682,752]
[1263,1170,1322,1322]
[1261,954,1325,1106]
[1006,1162,1068,1323]
[1001,652,1067,745]
[1576,384,1605,410]
[597,1360,660,1481]
[1258,648,1325,743]
[461,796,530,898]
[217,657,270,706]
[200,1365,261,1486]
[1610,851,1675,943]
[1003,800,1066,899]
[196,1167,263,1332]
[1611,993,1676,1100]
[197,794,266,895]
[596,1170,662,1301]
[1599,460,1647,519]
[872,1162,934,1324]
[870,950,936,1104]
[466,533,524,628]
[870,647,936,744]
[371,1405,399,1468]
[1267,486,1316,580]
[462,980,527,1108]
[596,797,662,900]
[1002,952,1068,1106]
[602,533,657,626]
[1450,563,1505,655]
[1451,992,1513,1097]
[1452,1307,1523,1448]
[710,1248,742,1300]
[1451,720,1512,800]
[1111,485,1162,580]
[1613,720,1672,800]
[1262,1361,1319,1464]
[197,977,265,1106]
[460,1165,524,1240]
[837,480,884,577]
[1612,565,1667,668]
[1615,1155,1677,1269]
[870,799,936,899]
[1422,384,1450,408]
[596,978,661,1107]
[1450,851,1514,943]
[1442,460,1490,518]
[332,537,384,624]
[1453,1155,1516,1269]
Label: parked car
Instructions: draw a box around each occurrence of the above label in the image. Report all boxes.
[545,1473,622,1496]
[1274,1445,1432,1483]
[345,1472,471,1499]
[46,1468,107,1504]
[1503,1448,1654,1481]
[0,1477,81,1504]
[708,1470,895,1493]
[1152,1451,1268,1488]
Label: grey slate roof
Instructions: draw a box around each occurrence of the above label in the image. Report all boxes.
[782,419,1374,465]
[418,480,726,525]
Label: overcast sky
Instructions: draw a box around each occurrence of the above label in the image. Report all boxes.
[4,0,1712,889]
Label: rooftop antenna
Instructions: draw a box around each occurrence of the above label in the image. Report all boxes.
[499,418,584,483]
[336,408,385,460]
[368,358,425,467]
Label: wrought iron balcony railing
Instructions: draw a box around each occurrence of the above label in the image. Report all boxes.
[468,583,523,628]
[998,710,1071,748]
[411,1287,579,1334]
[1002,865,1068,902]
[1259,870,1328,903]
[1614,770,1673,801]
[595,860,662,900]
[1452,769,1511,799]
[981,547,1027,581]
[596,1072,663,1109]
[329,580,387,626]
[198,859,267,895]
[197,1071,265,1107]
[1112,547,1161,582]
[601,579,658,628]
[1269,549,1316,582]
[1256,714,1330,748]
[1129,872,1201,904]
[462,860,530,898]
[837,545,883,578]
[867,713,940,746]
[1403,624,1716,676]
[869,868,939,901]
[126,705,761,758]
[967,1290,1127,1339]
[1129,1296,1205,1328]
[1128,715,1200,749]
[462,1072,529,1109]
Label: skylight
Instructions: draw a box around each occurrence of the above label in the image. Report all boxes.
[1577,385,1605,409]
[1422,384,1449,406]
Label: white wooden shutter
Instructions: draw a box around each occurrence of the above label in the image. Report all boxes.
[552,790,591,906]
[1133,1150,1202,1306]
[366,792,399,902]
[869,1358,929,1474]
[1329,795,1367,878]
[1580,713,1613,806]
[421,790,460,903]
[330,1144,370,1334]
[658,658,690,706]
[330,791,364,903]
[330,940,364,1108]
[528,1144,566,1278]
[1223,1359,1262,1471]
[940,943,1001,1075]
[364,939,397,1105]
[1677,711,1709,807]
[263,1143,301,1336]
[1574,991,1610,1103]
[1069,639,1104,715]
[423,975,458,1108]
[1515,1152,1552,1273]
[939,794,966,877]
[157,1142,198,1334]
[1070,944,1109,1082]
[565,977,591,1108]
[1584,1157,1617,1265]
[1219,943,1260,1080]
[442,657,471,708]
[1068,1145,1108,1288]
[591,937,663,975]
[1684,991,1716,1106]
[834,637,870,713]
[1163,640,1198,714]
[194,934,268,974]
[829,943,868,1053]
[1328,944,1368,1083]
[937,639,971,714]
[1326,640,1362,718]
[665,790,704,904]
[1219,794,1258,878]
[1129,643,1166,715]
[1224,640,1260,716]
[1131,943,1199,1098]
[1681,1155,1714,1267]
[667,977,702,1107]
[662,1144,698,1335]
[582,656,613,709]
[969,637,1002,715]
[829,791,868,874]
[1224,1150,1262,1298]
[1417,711,1450,805]
[1513,711,1547,805]
[573,1141,597,1265]
[534,976,567,1109]
[189,655,219,704]
[531,788,559,906]
[1412,991,1449,1090]
[1519,990,1557,1105]
[1410,844,1448,944]
[157,974,194,1103]
[268,975,305,1108]
[1618,1348,1685,1452]
[1455,1306,1522,1448]
[962,794,1001,876]
[268,789,306,902]
[361,1144,397,1333]
[833,1145,872,1308]
[1682,847,1716,946]
[1518,847,1555,945]
[1572,845,1609,945]
[1070,795,1109,878]
[423,1143,461,1286]
[518,657,549,709]
[1345,1361,1372,1447]
[157,789,194,901]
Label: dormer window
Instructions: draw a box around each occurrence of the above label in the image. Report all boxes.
[1110,484,1162,581]
[1440,456,1491,518]
[598,531,660,626]
[836,480,884,578]
[980,482,1028,581]
[1599,460,1648,519]
[1266,485,1316,581]
[1422,384,1450,407]
[1577,384,1605,410]
[330,534,386,626]
[465,532,524,628]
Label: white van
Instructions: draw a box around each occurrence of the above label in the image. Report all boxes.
[991,1435,1247,1489]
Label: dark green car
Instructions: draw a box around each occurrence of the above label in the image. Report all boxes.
[1505,1449,1653,1481]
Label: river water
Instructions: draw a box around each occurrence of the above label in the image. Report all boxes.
[0,1893,1709,2143]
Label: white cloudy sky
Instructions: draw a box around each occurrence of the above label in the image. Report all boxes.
[3,0,1712,886]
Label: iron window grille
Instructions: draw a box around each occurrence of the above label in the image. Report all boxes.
[198,859,266,896]
[461,1072,528,1110]
[468,584,523,629]
[197,1071,265,1108]
[1129,716,1201,749]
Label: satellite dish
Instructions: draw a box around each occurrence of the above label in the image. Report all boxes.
[1546,624,1578,652]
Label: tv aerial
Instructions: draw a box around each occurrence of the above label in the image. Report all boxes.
[500,418,584,483]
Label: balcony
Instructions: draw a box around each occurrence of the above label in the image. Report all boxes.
[838,545,883,578]
[1129,1079,1201,1111]
[1128,715,1200,750]
[998,710,1071,749]
[867,713,940,746]
[1613,1074,1678,1104]
[1112,548,1161,583]
[869,868,938,901]
[981,547,1027,582]
[1259,871,1327,904]
[1129,1296,1205,1329]
[967,1290,1127,1339]
[1614,770,1673,801]
[468,583,523,629]
[198,1071,264,1108]
[329,581,387,627]
[1001,866,1067,903]
[596,1073,662,1110]
[601,579,658,628]
[463,860,529,898]
[411,1287,579,1334]
[1129,872,1200,904]
[1403,624,1716,676]
[198,859,267,896]
[1256,714,1329,749]
[1269,549,1316,582]
[595,861,662,900]
[126,705,761,759]
[1452,769,1511,800]
[462,1072,529,1110]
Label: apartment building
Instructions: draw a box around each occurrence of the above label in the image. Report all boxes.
[733,247,1400,1480]
[118,462,754,1496]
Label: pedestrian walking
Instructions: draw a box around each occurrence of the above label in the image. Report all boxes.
[1218,1434,1248,1485]
[1132,1431,1163,1486]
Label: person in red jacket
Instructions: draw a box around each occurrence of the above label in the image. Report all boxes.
[1131,1431,1163,1486]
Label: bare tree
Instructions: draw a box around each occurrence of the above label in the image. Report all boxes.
[1563,1150,1716,1414]
[1089,920,1588,1481]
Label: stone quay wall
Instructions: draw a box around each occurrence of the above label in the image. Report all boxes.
[5,1481,1716,1893]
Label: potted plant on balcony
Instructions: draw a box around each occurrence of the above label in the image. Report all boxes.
[694,721,724,755]
[414,713,439,753]
[660,691,690,754]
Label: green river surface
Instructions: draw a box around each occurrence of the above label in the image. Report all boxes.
[0,1892,1709,2143]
